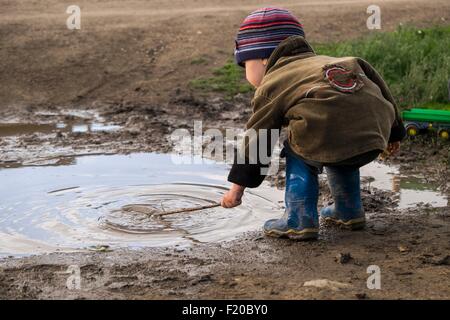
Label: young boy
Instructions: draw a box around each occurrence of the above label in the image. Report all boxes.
[220,7,406,240]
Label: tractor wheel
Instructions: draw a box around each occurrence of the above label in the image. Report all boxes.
[438,129,449,140]
[406,124,419,137]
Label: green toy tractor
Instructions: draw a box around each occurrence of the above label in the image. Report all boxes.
[402,108,450,140]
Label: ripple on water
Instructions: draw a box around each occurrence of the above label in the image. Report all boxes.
[0,153,283,257]
[0,152,446,257]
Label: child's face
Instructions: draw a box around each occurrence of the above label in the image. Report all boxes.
[244,59,268,88]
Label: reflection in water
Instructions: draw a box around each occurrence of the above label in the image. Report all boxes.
[0,153,283,257]
[0,153,447,257]
[0,122,121,137]
[359,161,448,209]
[392,175,401,193]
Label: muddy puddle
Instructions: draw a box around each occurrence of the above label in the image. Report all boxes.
[0,108,122,137]
[359,161,448,208]
[0,152,447,257]
[0,153,284,257]
[0,122,121,137]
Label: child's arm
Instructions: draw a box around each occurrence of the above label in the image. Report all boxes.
[357,58,407,143]
[221,184,245,208]
[227,94,283,187]
[221,94,284,208]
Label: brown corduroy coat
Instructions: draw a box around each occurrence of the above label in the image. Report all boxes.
[228,36,405,188]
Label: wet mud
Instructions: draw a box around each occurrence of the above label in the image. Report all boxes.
[0,96,448,299]
[1,0,449,300]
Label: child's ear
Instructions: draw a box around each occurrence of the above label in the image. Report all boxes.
[262,59,268,66]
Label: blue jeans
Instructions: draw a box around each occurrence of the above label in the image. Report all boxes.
[284,151,320,230]
[263,146,378,237]
[283,145,373,230]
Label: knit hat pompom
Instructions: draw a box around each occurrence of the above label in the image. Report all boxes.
[235,7,305,67]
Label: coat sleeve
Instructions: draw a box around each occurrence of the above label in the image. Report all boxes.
[357,58,406,142]
[227,94,284,188]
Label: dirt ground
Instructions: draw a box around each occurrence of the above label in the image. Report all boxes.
[0,0,449,299]
[2,0,450,108]
[0,206,449,299]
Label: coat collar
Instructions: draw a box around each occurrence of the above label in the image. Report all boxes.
[265,36,316,74]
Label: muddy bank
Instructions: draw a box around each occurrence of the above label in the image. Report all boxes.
[1,0,449,300]
[0,91,449,299]
[0,206,448,300]
[1,93,448,192]
[0,93,252,167]
[0,122,448,299]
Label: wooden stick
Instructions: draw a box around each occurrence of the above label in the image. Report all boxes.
[154,202,221,217]
[121,202,221,217]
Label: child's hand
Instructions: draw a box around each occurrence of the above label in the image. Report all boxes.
[221,184,245,208]
[387,141,401,155]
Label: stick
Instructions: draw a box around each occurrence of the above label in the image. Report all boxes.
[121,202,221,217]
[154,202,221,217]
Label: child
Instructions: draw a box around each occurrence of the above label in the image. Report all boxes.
[220,7,406,240]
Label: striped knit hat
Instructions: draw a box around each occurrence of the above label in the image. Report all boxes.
[235,7,305,67]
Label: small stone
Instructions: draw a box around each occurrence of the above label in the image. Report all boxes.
[190,274,213,285]
[108,282,129,290]
[370,221,387,235]
[303,279,352,291]
[355,293,367,300]
[335,252,352,264]
[87,244,112,252]
[198,274,212,283]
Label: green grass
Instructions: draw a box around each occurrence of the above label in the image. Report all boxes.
[314,25,450,110]
[189,60,254,98]
[190,26,449,108]
[419,102,450,111]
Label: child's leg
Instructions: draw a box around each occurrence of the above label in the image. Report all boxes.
[320,165,365,230]
[263,152,319,240]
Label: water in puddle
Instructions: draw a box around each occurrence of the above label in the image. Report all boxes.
[359,162,447,208]
[0,153,284,257]
[0,122,121,137]
[0,153,446,257]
